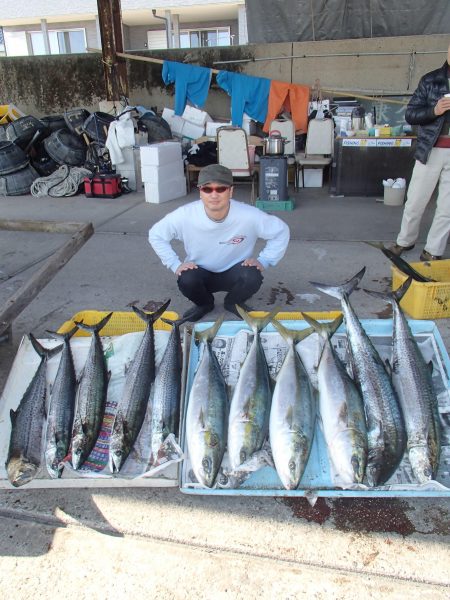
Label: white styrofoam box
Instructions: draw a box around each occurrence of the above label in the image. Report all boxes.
[144,176,186,204]
[182,121,205,140]
[140,141,182,166]
[206,121,231,137]
[182,105,212,127]
[170,115,185,137]
[141,158,184,183]
[298,168,323,188]
[162,107,175,123]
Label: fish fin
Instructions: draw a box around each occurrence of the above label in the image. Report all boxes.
[75,312,113,335]
[301,312,343,340]
[428,361,434,376]
[310,266,366,301]
[237,306,280,333]
[198,407,206,429]
[195,315,225,345]
[271,318,315,345]
[338,402,349,426]
[9,408,17,425]
[28,333,63,360]
[285,405,294,429]
[384,359,393,377]
[46,323,79,342]
[132,299,171,326]
[373,246,433,282]
[107,370,112,382]
[241,398,251,419]
[162,314,190,328]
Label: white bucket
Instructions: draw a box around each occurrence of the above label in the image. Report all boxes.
[384,187,406,206]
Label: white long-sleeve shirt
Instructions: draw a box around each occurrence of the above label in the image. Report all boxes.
[148,199,290,273]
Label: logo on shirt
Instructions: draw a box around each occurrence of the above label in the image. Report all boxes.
[219,235,247,245]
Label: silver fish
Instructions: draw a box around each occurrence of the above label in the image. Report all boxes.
[71,312,113,470]
[310,267,406,486]
[149,315,188,468]
[364,278,441,483]
[269,320,316,490]
[45,325,79,478]
[186,315,228,488]
[302,313,368,485]
[6,335,62,487]
[227,307,278,471]
[109,300,171,474]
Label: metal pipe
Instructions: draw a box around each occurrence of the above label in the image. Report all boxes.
[152,9,170,49]
[213,49,448,66]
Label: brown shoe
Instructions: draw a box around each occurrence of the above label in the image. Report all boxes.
[389,243,415,256]
[420,250,442,261]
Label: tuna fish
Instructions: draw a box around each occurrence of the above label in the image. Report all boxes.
[186,315,228,488]
[149,315,188,468]
[310,267,406,486]
[269,320,316,489]
[363,278,441,483]
[227,307,278,471]
[71,312,113,470]
[109,300,171,474]
[6,335,63,487]
[45,325,79,478]
[301,313,368,485]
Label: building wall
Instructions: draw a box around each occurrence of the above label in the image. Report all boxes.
[3,20,99,54]
[0,34,447,119]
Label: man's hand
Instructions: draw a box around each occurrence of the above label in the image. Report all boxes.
[241,258,264,271]
[176,262,198,276]
[434,96,450,116]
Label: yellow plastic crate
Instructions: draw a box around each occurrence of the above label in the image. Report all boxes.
[0,104,25,125]
[250,310,342,321]
[391,260,450,319]
[57,309,179,337]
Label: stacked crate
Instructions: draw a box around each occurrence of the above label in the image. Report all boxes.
[140,141,186,204]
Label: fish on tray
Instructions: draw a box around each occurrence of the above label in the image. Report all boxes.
[310,267,406,486]
[363,278,441,484]
[6,335,63,487]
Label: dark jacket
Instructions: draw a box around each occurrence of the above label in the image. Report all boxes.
[405,61,450,164]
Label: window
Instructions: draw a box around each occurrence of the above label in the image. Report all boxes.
[30,29,86,55]
[179,27,231,48]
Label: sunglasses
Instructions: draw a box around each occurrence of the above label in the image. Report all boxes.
[199,185,230,194]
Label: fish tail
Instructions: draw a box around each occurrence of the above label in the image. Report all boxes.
[75,312,113,335]
[363,276,412,305]
[301,312,344,340]
[236,305,280,333]
[28,333,63,359]
[195,314,225,343]
[132,299,171,326]
[46,323,79,342]
[161,314,191,328]
[271,318,315,344]
[310,266,366,301]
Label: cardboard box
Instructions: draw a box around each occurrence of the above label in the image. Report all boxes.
[144,176,186,203]
[140,142,182,166]
[141,159,184,184]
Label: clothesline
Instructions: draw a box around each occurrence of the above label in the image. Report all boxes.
[87,47,408,107]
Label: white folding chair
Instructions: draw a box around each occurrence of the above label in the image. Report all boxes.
[295,118,334,189]
[217,126,258,204]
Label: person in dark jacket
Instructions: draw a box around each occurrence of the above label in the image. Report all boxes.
[391,42,450,261]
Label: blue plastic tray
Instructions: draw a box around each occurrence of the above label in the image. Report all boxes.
[179,318,450,498]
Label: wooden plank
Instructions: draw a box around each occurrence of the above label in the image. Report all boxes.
[0,222,94,333]
[0,219,90,234]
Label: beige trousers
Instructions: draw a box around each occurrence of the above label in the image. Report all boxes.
[397,147,450,256]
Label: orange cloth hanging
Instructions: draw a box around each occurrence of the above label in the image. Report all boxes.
[263,80,310,133]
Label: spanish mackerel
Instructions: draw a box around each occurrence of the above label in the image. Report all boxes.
[227,307,278,471]
[302,313,368,485]
[71,312,113,470]
[45,325,79,478]
[364,278,441,483]
[149,315,188,468]
[6,335,63,487]
[109,300,171,473]
[186,316,228,488]
[310,267,406,486]
[269,320,315,489]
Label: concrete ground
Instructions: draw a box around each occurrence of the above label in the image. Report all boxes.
[0,183,449,599]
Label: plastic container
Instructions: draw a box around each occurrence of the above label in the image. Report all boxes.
[44,128,87,166]
[392,260,450,319]
[0,164,39,195]
[384,187,406,206]
[256,198,295,211]
[58,309,179,337]
[0,140,29,175]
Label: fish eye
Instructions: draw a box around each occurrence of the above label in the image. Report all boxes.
[202,457,211,475]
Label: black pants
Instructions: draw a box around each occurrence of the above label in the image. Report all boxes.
[177,263,263,307]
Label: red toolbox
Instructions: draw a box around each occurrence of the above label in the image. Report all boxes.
[84,174,122,198]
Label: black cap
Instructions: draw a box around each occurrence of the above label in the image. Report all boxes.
[198,164,233,187]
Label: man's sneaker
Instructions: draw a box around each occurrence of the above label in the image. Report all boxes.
[420,250,442,261]
[389,243,415,256]
[182,303,214,322]
[224,302,253,318]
